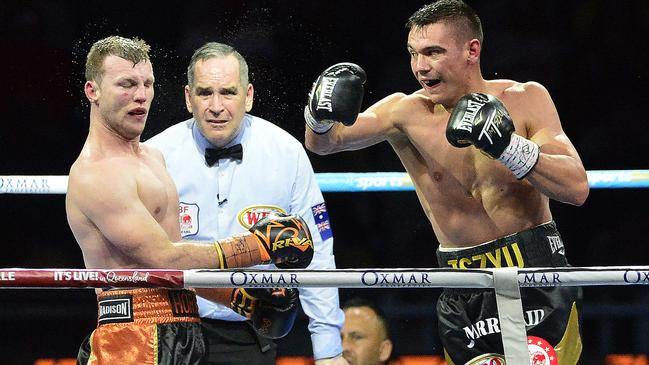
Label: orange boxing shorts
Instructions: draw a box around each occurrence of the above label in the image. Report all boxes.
[77,288,206,365]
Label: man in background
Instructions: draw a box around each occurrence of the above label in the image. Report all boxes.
[341,297,393,365]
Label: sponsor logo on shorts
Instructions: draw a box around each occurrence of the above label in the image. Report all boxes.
[528,336,558,365]
[98,296,133,324]
[463,310,545,347]
[466,353,505,365]
[547,235,565,255]
[446,242,525,269]
[237,205,286,229]
[168,290,199,318]
[179,202,199,237]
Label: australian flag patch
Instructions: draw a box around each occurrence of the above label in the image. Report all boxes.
[311,202,333,240]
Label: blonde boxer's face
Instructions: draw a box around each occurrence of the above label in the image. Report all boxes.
[185,55,253,148]
[86,55,154,140]
[341,306,392,365]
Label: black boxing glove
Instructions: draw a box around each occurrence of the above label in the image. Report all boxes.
[230,287,299,339]
[304,62,366,133]
[446,93,540,179]
[250,212,314,269]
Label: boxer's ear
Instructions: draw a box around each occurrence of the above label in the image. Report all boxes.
[85,81,100,103]
[379,339,393,361]
[245,84,254,112]
[184,85,193,114]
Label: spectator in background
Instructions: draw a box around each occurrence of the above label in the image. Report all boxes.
[341,297,393,365]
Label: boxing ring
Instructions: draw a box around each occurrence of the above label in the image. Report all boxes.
[1,266,649,364]
[2,170,649,364]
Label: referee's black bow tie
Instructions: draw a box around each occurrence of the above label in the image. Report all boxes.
[205,144,243,166]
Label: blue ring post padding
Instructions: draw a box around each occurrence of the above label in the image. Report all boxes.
[316,170,649,192]
[316,172,415,192]
[586,170,649,189]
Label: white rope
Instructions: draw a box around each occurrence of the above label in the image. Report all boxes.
[2,170,649,194]
[2,266,649,289]
[188,266,649,288]
[0,175,68,194]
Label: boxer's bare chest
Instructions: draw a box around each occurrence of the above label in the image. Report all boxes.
[133,156,179,235]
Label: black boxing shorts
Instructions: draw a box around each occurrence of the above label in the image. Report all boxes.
[436,221,582,365]
[77,288,206,365]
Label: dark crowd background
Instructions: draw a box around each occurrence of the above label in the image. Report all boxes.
[1,1,649,364]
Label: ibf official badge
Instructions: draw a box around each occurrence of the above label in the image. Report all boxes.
[237,205,287,229]
[179,202,200,237]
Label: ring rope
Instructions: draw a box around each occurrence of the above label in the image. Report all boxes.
[493,268,528,365]
[1,266,648,289]
[1,170,649,194]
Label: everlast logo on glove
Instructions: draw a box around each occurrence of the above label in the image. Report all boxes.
[316,77,338,112]
[446,93,515,158]
[305,62,367,130]
[458,99,486,132]
[448,93,541,179]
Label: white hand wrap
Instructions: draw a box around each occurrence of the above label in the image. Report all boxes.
[497,134,540,179]
[304,106,334,134]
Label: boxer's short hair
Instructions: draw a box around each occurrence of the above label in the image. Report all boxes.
[406,0,483,44]
[85,36,151,83]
